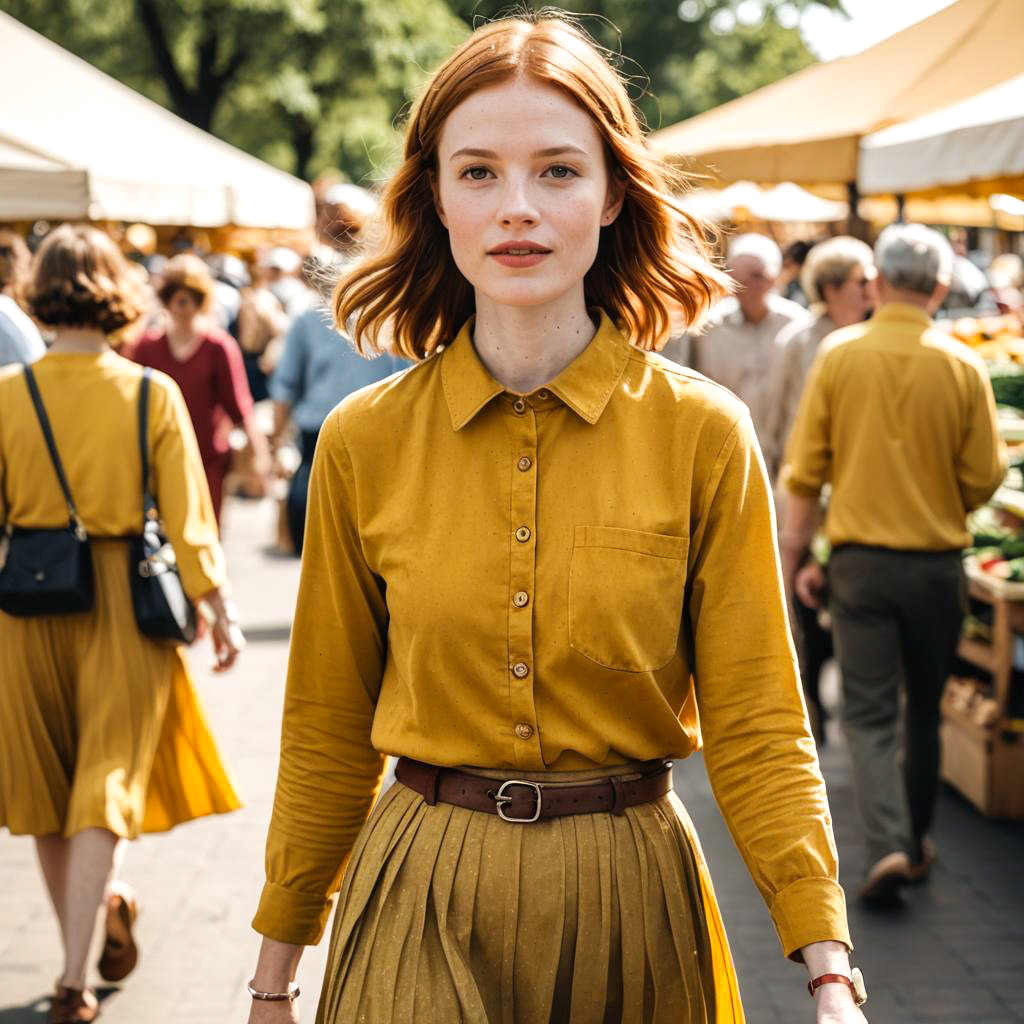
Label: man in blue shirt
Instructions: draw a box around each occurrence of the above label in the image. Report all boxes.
[269,305,404,552]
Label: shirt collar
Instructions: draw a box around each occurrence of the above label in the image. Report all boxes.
[872,302,933,329]
[441,309,631,431]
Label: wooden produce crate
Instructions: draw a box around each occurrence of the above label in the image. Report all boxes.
[942,566,1024,818]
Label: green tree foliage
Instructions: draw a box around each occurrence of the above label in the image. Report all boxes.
[0,0,465,182]
[0,0,843,181]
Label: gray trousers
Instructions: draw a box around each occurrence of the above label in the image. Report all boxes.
[828,545,966,866]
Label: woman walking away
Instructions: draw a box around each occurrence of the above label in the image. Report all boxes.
[0,225,245,1023]
[248,13,866,1024]
[129,253,272,523]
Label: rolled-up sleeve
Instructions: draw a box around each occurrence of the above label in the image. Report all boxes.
[689,414,850,958]
[253,408,388,944]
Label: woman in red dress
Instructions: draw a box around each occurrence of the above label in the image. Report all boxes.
[130,254,271,522]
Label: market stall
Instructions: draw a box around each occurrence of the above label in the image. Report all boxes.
[859,73,1024,199]
[941,319,1024,817]
[650,0,1024,192]
[0,11,315,230]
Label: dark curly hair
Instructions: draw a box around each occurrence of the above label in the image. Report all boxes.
[29,224,147,335]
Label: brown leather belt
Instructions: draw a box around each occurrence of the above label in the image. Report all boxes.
[394,757,673,823]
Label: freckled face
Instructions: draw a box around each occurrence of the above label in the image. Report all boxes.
[434,77,623,311]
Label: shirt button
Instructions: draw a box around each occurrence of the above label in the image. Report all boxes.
[517,455,532,472]
[514,722,534,740]
[515,526,531,543]
[512,398,527,414]
[537,389,550,400]
[512,661,530,678]
[512,590,529,608]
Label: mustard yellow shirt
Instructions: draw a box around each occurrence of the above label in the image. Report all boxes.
[782,304,1007,551]
[0,350,225,599]
[254,311,849,957]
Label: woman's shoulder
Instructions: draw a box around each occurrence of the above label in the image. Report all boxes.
[626,346,749,431]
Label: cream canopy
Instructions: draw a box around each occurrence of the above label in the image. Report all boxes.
[650,0,1024,188]
[0,12,315,228]
[859,74,1024,197]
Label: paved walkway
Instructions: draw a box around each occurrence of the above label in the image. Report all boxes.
[1,496,1022,1022]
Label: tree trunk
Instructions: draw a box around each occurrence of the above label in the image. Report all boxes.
[291,121,316,182]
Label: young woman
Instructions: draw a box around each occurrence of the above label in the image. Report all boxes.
[130,254,271,522]
[248,14,865,1024]
[0,225,244,1023]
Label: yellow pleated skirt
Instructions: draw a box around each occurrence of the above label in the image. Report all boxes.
[318,766,745,1024]
[0,540,242,839]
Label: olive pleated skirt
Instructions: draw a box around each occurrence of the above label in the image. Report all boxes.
[0,540,242,839]
[318,766,745,1024]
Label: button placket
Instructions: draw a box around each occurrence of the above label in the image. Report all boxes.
[505,401,540,767]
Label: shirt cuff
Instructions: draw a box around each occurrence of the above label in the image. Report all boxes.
[252,881,335,946]
[783,476,823,500]
[770,876,852,960]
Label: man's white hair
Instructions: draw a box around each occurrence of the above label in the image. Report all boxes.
[727,233,782,278]
[874,224,953,296]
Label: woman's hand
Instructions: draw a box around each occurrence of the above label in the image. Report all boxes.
[199,587,245,672]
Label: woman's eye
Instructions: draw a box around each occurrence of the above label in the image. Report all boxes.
[546,165,578,179]
[462,166,492,181]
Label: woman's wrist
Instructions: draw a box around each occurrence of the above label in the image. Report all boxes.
[252,937,303,990]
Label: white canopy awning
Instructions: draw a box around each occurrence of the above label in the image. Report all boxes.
[682,181,848,223]
[0,12,315,228]
[859,73,1024,196]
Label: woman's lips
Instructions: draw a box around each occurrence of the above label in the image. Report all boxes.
[488,250,551,268]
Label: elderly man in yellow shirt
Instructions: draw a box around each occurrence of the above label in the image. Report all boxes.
[779,224,1006,905]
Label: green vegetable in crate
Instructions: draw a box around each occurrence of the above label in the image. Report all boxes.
[987,361,1024,410]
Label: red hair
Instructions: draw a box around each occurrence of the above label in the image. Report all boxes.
[335,12,728,359]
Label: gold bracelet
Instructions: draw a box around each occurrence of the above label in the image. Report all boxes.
[248,980,300,1002]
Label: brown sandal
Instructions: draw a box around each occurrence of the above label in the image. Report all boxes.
[49,985,99,1023]
[97,892,139,982]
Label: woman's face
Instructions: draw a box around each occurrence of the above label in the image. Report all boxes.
[166,287,201,326]
[434,76,624,313]
[825,264,877,324]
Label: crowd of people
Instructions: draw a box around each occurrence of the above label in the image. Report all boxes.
[1,12,1022,1022]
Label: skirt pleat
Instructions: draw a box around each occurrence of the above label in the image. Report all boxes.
[317,768,743,1024]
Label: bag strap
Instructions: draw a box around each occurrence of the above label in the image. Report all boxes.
[22,365,86,539]
[137,368,159,524]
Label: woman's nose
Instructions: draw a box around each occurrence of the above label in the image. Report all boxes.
[496,179,539,228]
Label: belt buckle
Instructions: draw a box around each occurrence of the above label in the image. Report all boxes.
[493,779,542,823]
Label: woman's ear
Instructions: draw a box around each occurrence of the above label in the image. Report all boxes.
[429,171,449,229]
[602,174,626,227]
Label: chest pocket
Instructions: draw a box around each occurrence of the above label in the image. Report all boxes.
[568,525,688,673]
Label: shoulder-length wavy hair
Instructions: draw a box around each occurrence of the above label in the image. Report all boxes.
[29,224,147,335]
[335,12,729,360]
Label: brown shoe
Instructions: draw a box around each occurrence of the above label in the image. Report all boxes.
[859,851,912,905]
[97,892,139,982]
[907,836,936,884]
[49,985,99,1023]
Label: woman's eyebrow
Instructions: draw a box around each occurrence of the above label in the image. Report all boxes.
[449,144,589,161]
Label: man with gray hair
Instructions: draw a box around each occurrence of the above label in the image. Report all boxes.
[663,233,806,477]
[779,224,1006,904]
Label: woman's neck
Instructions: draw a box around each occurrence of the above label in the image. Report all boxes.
[48,327,109,354]
[471,292,597,395]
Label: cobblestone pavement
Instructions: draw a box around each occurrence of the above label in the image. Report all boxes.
[2,496,1023,1022]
